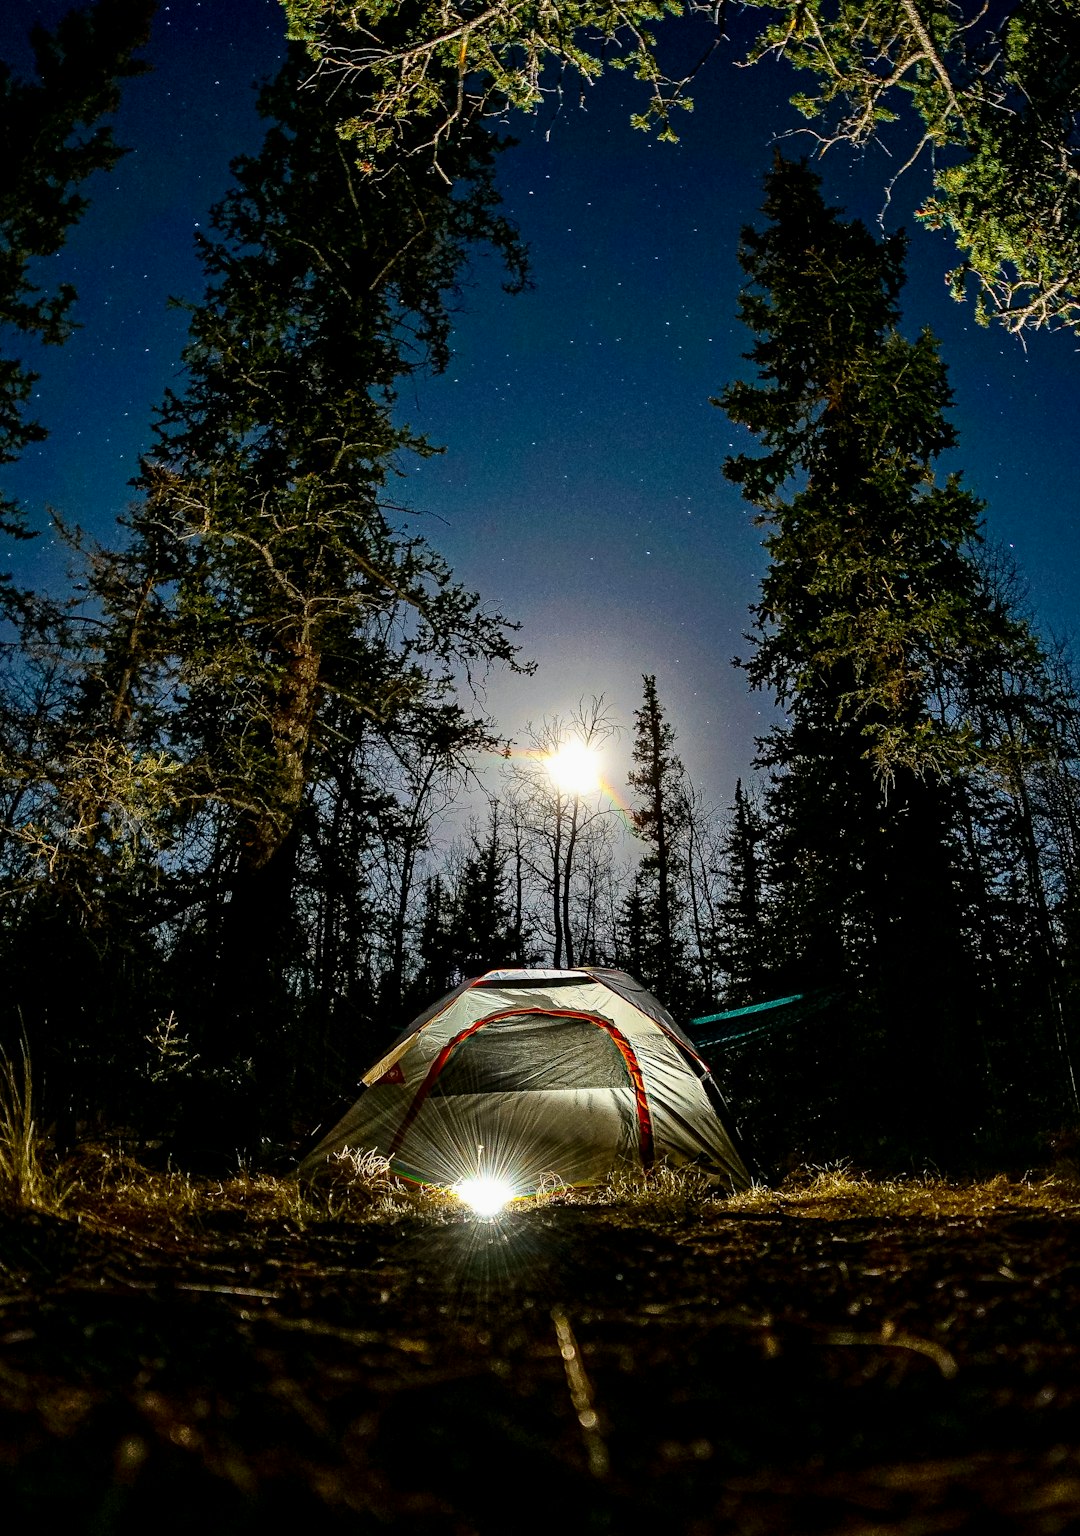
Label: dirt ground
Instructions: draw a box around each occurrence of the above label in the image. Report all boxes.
[2,1170,1080,1533]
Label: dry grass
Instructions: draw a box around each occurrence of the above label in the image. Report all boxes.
[258,1146,455,1227]
[520,1160,1080,1224]
[572,1161,721,1216]
[53,1141,458,1237]
[10,1123,1080,1237]
[725,1164,1080,1220]
[58,1142,204,1231]
[0,1046,69,1213]
[39,1147,737,1234]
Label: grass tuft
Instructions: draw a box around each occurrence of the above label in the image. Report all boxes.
[60,1142,201,1230]
[568,1161,722,1216]
[0,1045,69,1213]
[289,1145,456,1225]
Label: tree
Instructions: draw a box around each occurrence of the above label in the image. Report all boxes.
[448,804,527,975]
[0,0,153,593]
[0,2,157,1133]
[626,673,691,1009]
[950,550,1080,1125]
[410,870,458,1004]
[5,41,531,1145]
[282,0,693,151]
[713,778,769,1008]
[717,157,1051,1158]
[409,801,528,1003]
[617,864,657,989]
[367,711,488,1015]
[680,780,726,1005]
[282,0,1080,337]
[505,699,616,969]
[748,0,1080,335]
[719,155,1035,785]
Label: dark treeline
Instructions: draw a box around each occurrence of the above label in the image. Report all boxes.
[0,16,529,1162]
[1,8,1078,1175]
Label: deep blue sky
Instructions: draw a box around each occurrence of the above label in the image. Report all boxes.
[3,0,1078,804]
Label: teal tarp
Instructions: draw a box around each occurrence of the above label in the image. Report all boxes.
[688,989,839,1047]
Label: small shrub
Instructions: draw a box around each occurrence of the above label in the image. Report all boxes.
[145,1011,199,1085]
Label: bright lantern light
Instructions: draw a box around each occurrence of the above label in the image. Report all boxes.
[455,1176,516,1217]
[545,741,602,796]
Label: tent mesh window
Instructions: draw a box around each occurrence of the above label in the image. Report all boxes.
[428,1013,629,1095]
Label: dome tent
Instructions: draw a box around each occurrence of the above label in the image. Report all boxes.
[299,968,751,1197]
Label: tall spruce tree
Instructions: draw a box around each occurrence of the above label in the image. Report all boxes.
[626,674,691,1011]
[449,807,522,977]
[714,778,769,1009]
[407,804,525,1009]
[717,158,1045,1161]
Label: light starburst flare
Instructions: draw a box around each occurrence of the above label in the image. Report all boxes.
[454,1175,517,1217]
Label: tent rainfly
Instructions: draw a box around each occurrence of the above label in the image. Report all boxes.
[299,967,751,1198]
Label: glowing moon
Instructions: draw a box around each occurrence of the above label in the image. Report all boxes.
[545,741,603,796]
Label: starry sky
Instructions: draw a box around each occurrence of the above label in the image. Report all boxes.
[3,0,1079,808]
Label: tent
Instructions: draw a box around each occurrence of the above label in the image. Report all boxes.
[299,967,751,1197]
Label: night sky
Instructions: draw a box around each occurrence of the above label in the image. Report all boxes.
[3,0,1079,808]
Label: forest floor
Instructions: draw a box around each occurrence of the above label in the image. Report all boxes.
[2,1156,1080,1534]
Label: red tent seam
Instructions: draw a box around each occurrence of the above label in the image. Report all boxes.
[387,1008,654,1170]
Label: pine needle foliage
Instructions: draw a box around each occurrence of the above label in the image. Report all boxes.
[284,1,1080,336]
[717,155,1035,785]
[0,0,153,564]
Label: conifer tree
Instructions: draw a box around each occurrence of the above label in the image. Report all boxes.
[717,158,1044,1157]
[714,779,769,1008]
[410,872,457,1007]
[0,0,153,598]
[0,0,159,1004]
[719,157,1029,783]
[0,1,156,1133]
[449,807,522,977]
[625,673,696,1011]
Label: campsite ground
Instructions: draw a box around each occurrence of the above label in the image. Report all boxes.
[2,1158,1080,1533]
